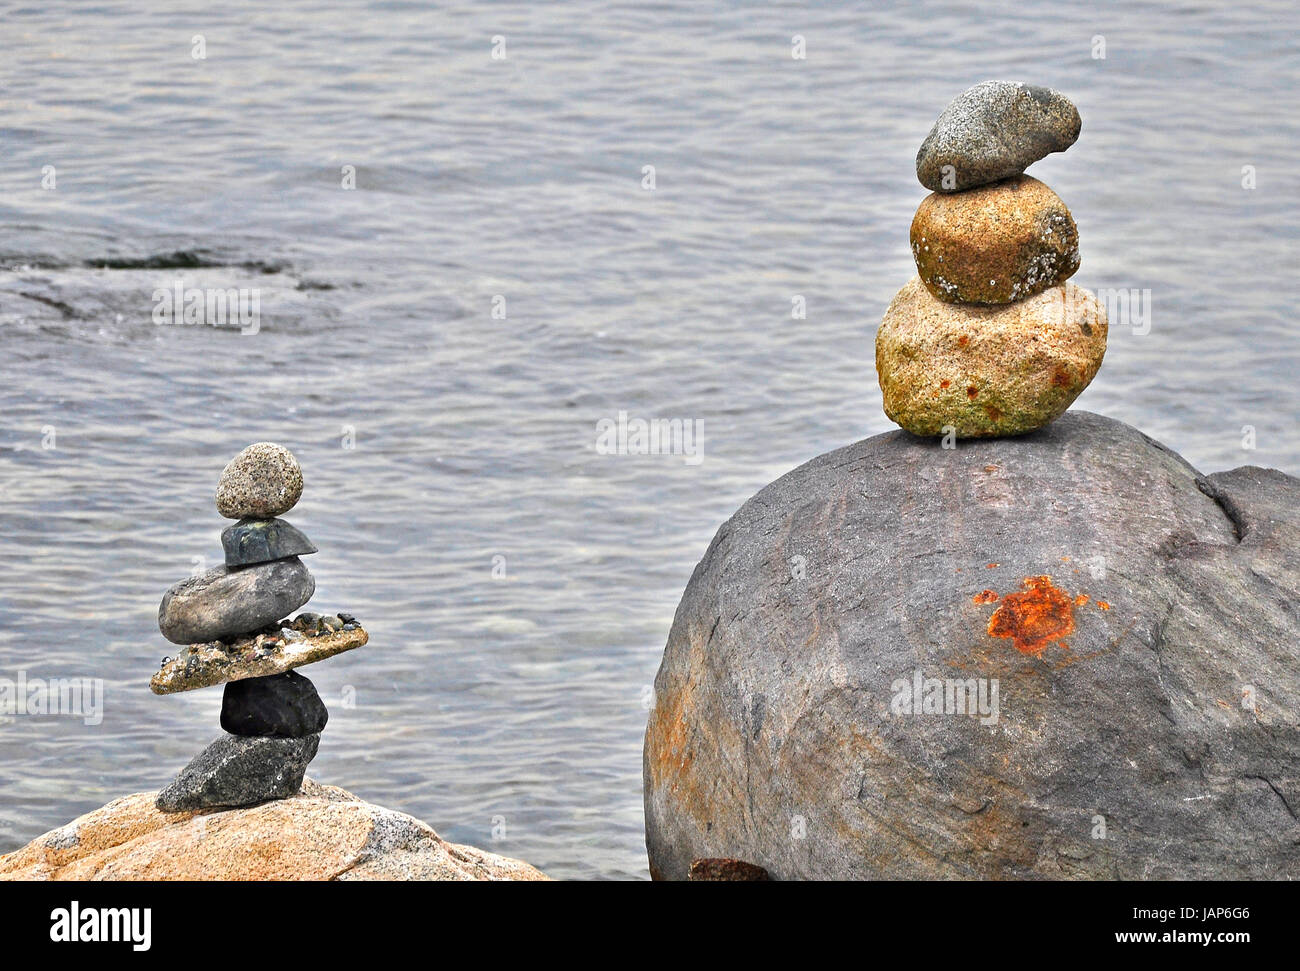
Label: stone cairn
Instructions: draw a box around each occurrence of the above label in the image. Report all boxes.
[876,80,1108,438]
[151,443,367,812]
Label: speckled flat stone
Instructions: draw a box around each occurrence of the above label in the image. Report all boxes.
[151,619,368,694]
[916,81,1081,192]
[215,442,304,520]
[911,175,1079,304]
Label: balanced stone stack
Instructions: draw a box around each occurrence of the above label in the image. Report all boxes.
[876,80,1108,437]
[152,443,368,812]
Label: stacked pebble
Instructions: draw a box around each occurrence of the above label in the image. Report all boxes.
[876,81,1109,437]
[152,443,368,812]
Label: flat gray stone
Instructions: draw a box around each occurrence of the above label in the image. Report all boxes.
[644,411,1300,879]
[916,80,1081,192]
[221,517,317,567]
[157,557,315,645]
[156,733,320,812]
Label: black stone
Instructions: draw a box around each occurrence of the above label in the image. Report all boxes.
[220,517,317,567]
[220,670,328,738]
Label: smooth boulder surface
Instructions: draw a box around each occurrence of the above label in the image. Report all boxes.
[221,517,317,567]
[0,781,547,880]
[911,175,1079,304]
[644,412,1300,879]
[215,442,304,519]
[916,81,1081,192]
[876,276,1106,437]
[157,557,315,644]
[156,733,320,811]
[222,671,329,737]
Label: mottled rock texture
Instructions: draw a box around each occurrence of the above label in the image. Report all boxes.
[156,733,320,811]
[911,176,1079,304]
[916,81,1081,192]
[221,671,328,737]
[875,276,1106,437]
[156,557,315,645]
[0,781,547,880]
[215,442,304,520]
[221,517,317,567]
[151,621,367,694]
[644,412,1300,880]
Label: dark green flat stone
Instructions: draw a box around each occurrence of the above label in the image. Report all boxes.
[221,517,317,567]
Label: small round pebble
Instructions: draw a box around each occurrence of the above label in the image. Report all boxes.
[215,443,304,520]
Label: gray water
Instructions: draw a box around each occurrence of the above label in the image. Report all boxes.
[1,1,1297,880]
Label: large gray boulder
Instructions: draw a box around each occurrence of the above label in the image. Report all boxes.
[644,412,1300,879]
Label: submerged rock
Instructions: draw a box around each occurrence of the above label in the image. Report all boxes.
[157,557,315,644]
[916,81,1081,192]
[150,619,367,694]
[221,517,317,567]
[156,733,320,811]
[911,175,1079,304]
[221,670,328,737]
[215,442,304,520]
[0,781,547,880]
[644,412,1300,879]
[875,276,1106,437]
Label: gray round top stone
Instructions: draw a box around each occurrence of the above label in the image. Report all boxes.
[216,442,304,520]
[916,80,1081,192]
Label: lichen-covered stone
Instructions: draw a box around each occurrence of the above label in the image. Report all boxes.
[221,517,317,567]
[911,175,1079,304]
[156,733,320,811]
[0,781,547,880]
[644,412,1300,879]
[875,276,1106,437]
[221,670,328,738]
[150,618,367,694]
[916,81,1081,192]
[157,557,315,644]
[215,442,304,520]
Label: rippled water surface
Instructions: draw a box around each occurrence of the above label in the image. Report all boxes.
[1,2,1297,879]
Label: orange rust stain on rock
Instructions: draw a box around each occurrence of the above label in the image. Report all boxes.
[972,589,999,604]
[986,575,1076,656]
[983,404,1002,422]
[957,335,969,347]
[1097,600,1111,610]
[1051,366,1072,387]
[940,379,951,389]
[644,682,693,789]
[1074,594,1089,606]
[966,385,978,398]
[986,562,999,569]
